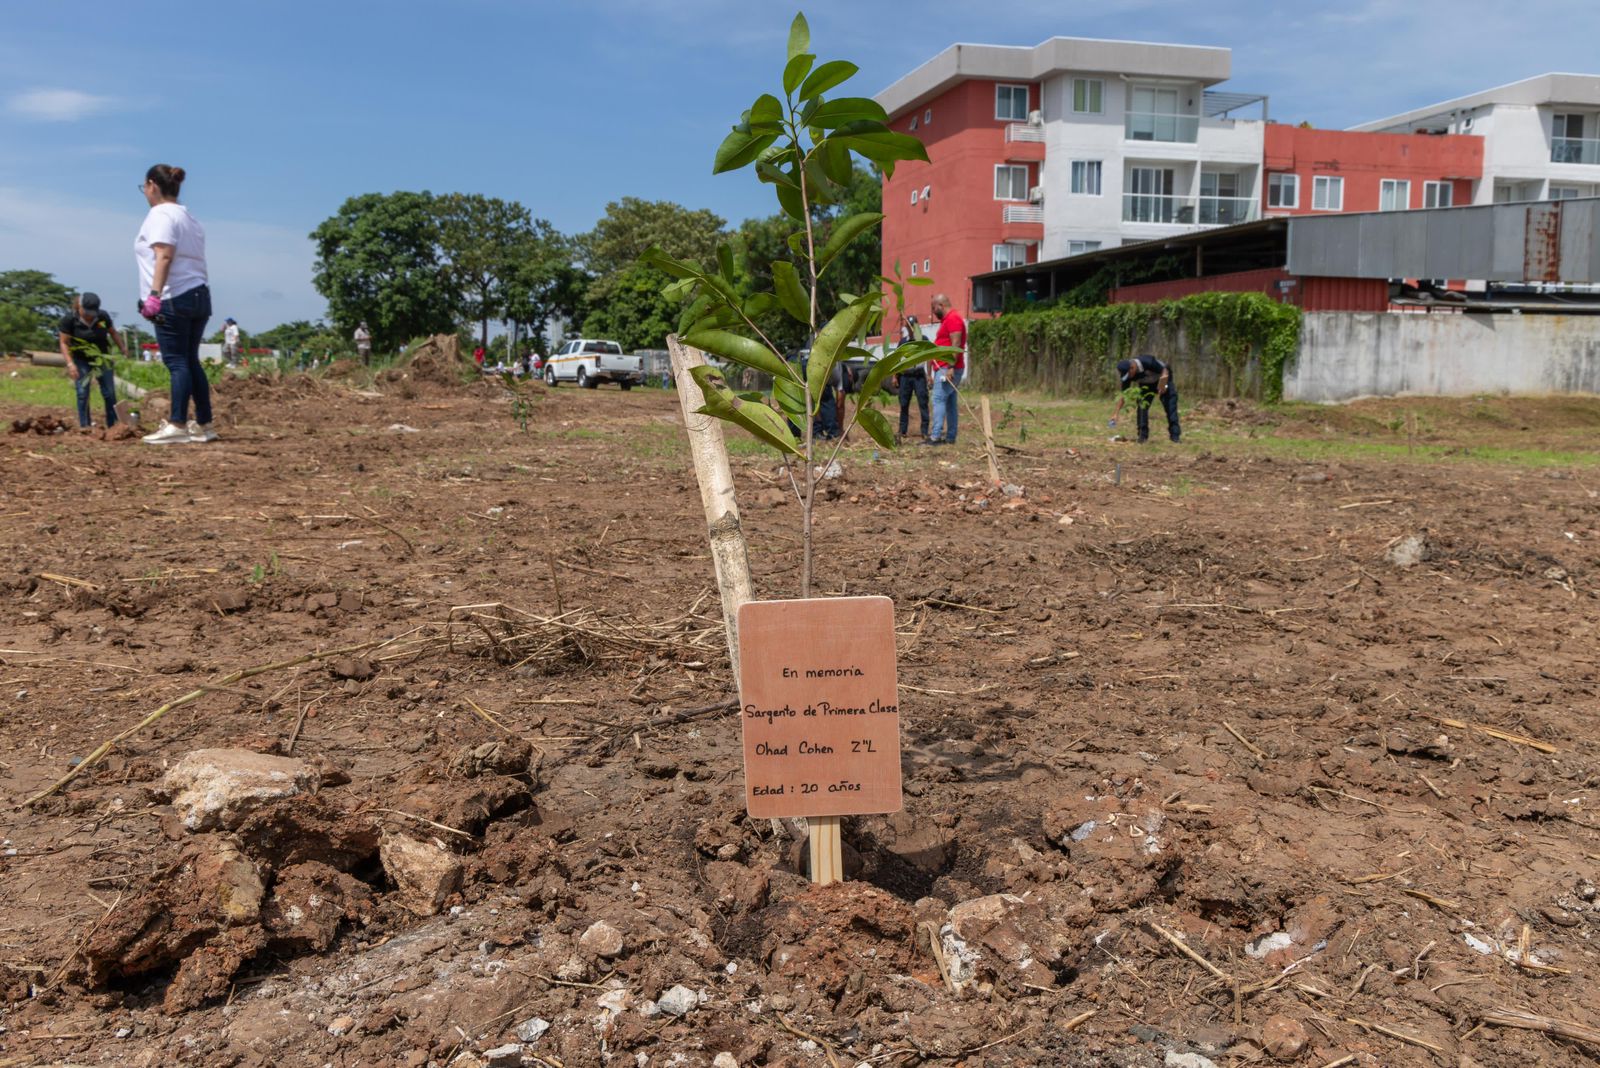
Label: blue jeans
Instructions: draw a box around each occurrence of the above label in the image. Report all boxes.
[72,357,117,427]
[930,368,960,443]
[154,285,213,426]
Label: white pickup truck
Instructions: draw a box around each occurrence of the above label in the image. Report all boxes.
[543,338,643,389]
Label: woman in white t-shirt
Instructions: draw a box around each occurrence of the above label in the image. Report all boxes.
[135,163,216,445]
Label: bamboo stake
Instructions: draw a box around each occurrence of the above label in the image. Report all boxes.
[666,335,756,681]
[1480,1007,1600,1048]
[979,395,1001,488]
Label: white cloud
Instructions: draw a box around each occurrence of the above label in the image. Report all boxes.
[7,88,118,122]
[0,186,324,329]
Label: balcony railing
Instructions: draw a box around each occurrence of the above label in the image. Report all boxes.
[1552,137,1600,165]
[1005,122,1045,143]
[1124,112,1200,144]
[1123,194,1259,226]
[1002,204,1044,224]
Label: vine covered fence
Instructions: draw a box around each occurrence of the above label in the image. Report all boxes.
[967,293,1302,402]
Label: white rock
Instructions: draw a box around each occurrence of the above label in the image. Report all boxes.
[1245,931,1295,959]
[482,1044,524,1066]
[379,835,463,917]
[161,748,319,831]
[579,920,625,958]
[713,1055,739,1068]
[327,1015,356,1036]
[514,1017,550,1043]
[597,989,631,1015]
[656,985,700,1016]
[1165,1053,1220,1068]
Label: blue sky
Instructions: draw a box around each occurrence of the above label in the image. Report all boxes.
[3,0,1596,330]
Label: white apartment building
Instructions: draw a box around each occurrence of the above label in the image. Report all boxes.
[1353,73,1600,204]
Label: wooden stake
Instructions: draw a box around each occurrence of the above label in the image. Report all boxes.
[666,336,842,883]
[666,335,756,680]
[979,395,1002,488]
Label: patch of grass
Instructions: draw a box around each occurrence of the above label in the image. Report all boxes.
[0,364,76,407]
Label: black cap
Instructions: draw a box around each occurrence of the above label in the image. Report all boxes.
[1116,358,1133,380]
[225,317,236,323]
[80,292,101,311]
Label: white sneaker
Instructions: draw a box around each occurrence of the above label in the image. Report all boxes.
[187,421,218,443]
[141,421,192,445]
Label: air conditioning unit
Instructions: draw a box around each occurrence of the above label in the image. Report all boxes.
[1028,109,1043,126]
[1028,186,1044,203]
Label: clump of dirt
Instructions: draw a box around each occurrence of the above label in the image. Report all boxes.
[379,334,483,394]
[10,414,70,434]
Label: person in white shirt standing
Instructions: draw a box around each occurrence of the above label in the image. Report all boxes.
[222,318,241,363]
[135,163,216,445]
[354,321,372,364]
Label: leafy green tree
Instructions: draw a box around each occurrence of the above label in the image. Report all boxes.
[0,270,76,342]
[252,320,325,351]
[578,198,726,348]
[502,228,585,355]
[310,191,459,353]
[437,193,549,351]
[0,304,45,353]
[643,12,941,593]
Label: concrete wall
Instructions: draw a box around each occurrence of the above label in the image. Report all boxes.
[1286,311,1600,402]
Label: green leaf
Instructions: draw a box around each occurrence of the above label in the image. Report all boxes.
[756,159,798,188]
[713,127,776,174]
[810,97,889,128]
[856,406,896,449]
[717,242,736,283]
[681,328,792,379]
[816,212,883,275]
[639,246,698,280]
[677,293,714,334]
[750,93,784,124]
[830,122,930,164]
[661,277,696,302]
[742,292,778,318]
[907,276,933,286]
[786,12,810,61]
[771,260,811,323]
[692,365,803,457]
[799,60,858,102]
[818,138,853,185]
[803,154,839,207]
[772,373,809,418]
[775,180,806,222]
[783,53,815,96]
[860,344,931,398]
[807,298,875,406]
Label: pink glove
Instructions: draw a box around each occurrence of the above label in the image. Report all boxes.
[140,294,162,318]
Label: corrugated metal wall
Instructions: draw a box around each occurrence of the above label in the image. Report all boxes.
[1298,277,1390,312]
[1110,268,1389,311]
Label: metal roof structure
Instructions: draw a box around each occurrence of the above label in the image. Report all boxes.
[970,198,1600,311]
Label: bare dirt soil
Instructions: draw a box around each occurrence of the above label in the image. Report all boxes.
[3,362,1599,1068]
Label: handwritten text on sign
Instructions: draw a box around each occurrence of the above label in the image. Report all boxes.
[736,596,902,819]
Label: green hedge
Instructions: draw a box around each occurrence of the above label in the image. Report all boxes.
[969,292,1301,402]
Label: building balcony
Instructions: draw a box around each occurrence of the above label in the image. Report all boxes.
[1000,202,1044,243]
[1124,112,1200,144]
[1122,194,1259,226]
[1003,123,1046,162]
[1552,137,1600,165]
[1001,204,1044,224]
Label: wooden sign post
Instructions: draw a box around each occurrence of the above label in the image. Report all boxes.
[737,596,903,884]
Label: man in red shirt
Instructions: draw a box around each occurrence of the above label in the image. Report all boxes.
[926,294,966,445]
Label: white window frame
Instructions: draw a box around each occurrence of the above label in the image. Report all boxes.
[909,262,919,277]
[910,188,918,205]
[1067,240,1102,256]
[1550,185,1585,200]
[992,243,1028,270]
[1072,78,1103,115]
[995,84,1029,122]
[994,164,1029,201]
[1312,175,1344,211]
[1267,172,1298,209]
[1379,178,1411,212]
[1070,160,1103,196]
[922,258,931,274]
[1423,180,1452,209]
[924,108,932,125]
[909,114,918,131]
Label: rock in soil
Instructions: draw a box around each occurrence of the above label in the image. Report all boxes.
[380,834,463,916]
[160,748,320,831]
[578,919,625,959]
[1261,1014,1310,1060]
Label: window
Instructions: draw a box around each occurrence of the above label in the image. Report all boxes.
[922,258,931,273]
[922,185,931,200]
[1552,113,1587,162]
[924,108,932,125]
[1128,86,1183,142]
[1125,167,1177,222]
[992,243,1028,270]
[1312,175,1344,211]
[996,84,1029,122]
[1423,181,1452,208]
[1380,179,1411,211]
[1070,160,1103,195]
[1550,185,1585,200]
[1067,240,1102,255]
[910,188,918,205]
[1267,173,1299,209]
[994,164,1029,200]
[909,262,918,277]
[1072,78,1103,114]
[909,115,918,131]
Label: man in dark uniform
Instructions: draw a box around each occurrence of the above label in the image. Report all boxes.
[57,292,129,429]
[1110,354,1180,443]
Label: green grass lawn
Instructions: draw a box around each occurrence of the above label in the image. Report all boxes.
[0,363,79,408]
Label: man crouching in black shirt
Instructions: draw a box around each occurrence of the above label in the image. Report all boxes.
[1111,354,1180,443]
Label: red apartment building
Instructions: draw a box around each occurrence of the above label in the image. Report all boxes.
[1262,126,1481,216]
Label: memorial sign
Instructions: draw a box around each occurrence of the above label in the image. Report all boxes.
[736,595,903,820]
